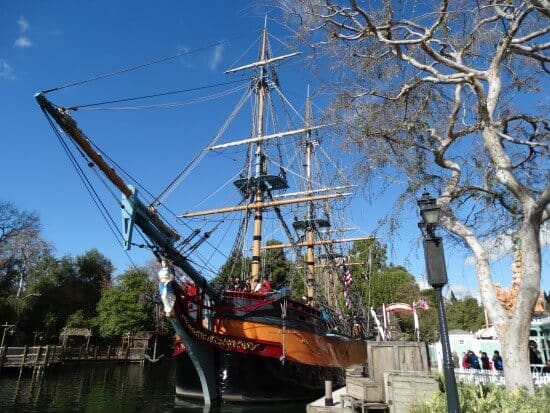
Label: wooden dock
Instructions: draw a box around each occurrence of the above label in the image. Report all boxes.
[0,345,63,372]
[0,344,150,373]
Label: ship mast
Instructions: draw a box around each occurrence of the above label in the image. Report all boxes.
[304,91,316,305]
[250,26,268,287]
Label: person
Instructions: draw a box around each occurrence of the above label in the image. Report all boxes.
[529,340,543,365]
[492,350,503,371]
[259,277,271,294]
[542,360,550,374]
[278,283,290,297]
[480,351,490,370]
[234,277,242,291]
[468,350,481,370]
[461,352,470,369]
[452,351,459,369]
[253,278,262,292]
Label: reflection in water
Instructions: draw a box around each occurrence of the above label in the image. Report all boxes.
[0,361,307,412]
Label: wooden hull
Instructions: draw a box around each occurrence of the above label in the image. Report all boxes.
[172,286,368,402]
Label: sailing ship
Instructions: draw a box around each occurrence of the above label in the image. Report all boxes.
[36,25,373,403]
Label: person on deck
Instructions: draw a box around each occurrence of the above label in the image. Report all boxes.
[259,277,271,294]
[234,277,242,291]
[253,278,262,292]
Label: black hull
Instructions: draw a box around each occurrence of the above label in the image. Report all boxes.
[175,349,344,403]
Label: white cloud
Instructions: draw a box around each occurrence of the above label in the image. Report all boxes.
[0,60,15,80]
[14,36,32,48]
[209,43,224,71]
[17,17,30,32]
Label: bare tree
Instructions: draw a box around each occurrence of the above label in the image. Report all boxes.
[0,201,51,297]
[278,0,549,392]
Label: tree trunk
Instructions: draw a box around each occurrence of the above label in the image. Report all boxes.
[496,317,533,392]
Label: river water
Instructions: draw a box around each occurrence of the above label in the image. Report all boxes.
[0,361,307,412]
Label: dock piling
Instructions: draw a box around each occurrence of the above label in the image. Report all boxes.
[324,380,333,406]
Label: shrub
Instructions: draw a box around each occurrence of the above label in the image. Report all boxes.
[411,382,550,413]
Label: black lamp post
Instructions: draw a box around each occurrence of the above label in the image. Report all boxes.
[417,192,460,413]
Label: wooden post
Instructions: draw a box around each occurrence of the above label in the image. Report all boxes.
[43,345,51,370]
[324,380,333,406]
[33,346,42,372]
[79,345,84,360]
[93,346,98,360]
[107,346,111,360]
[0,345,5,371]
[20,345,28,375]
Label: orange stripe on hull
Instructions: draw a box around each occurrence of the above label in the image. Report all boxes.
[213,318,367,367]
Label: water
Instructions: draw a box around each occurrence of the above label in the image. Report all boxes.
[0,361,308,412]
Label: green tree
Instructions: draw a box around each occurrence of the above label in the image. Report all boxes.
[74,249,114,318]
[262,240,291,287]
[345,238,389,311]
[210,252,251,289]
[288,264,305,299]
[416,290,439,343]
[65,309,93,329]
[364,266,419,309]
[446,296,485,333]
[348,238,387,277]
[19,250,113,338]
[96,268,155,338]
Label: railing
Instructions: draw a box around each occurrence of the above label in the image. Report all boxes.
[455,368,550,387]
[0,344,149,371]
[0,345,63,370]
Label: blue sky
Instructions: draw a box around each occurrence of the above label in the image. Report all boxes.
[1,1,548,297]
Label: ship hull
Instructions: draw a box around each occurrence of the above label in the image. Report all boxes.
[175,349,344,402]
[172,288,366,402]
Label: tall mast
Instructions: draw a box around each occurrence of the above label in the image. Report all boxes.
[304,89,316,305]
[250,26,268,286]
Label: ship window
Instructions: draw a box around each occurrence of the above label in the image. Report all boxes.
[530,330,538,336]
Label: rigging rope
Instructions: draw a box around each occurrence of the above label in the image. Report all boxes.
[43,111,145,270]
[68,79,249,110]
[41,109,124,245]
[42,36,248,93]
[77,84,247,111]
[153,86,253,206]
[265,189,305,264]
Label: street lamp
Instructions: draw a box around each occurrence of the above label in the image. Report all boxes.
[417,192,460,413]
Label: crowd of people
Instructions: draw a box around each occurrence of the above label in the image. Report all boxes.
[227,276,272,294]
[453,348,550,373]
[453,350,504,371]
